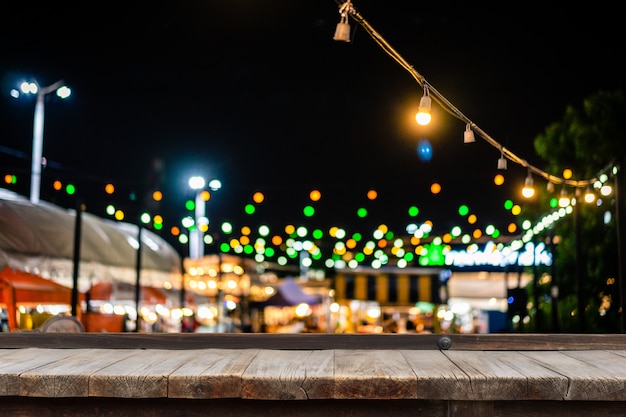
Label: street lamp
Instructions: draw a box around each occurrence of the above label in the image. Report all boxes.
[11,80,71,204]
[188,176,222,259]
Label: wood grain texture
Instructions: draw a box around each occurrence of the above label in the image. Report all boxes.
[241,350,334,400]
[0,348,79,396]
[521,350,626,401]
[3,332,626,350]
[19,349,140,397]
[442,350,530,400]
[168,348,259,399]
[88,349,197,398]
[334,349,417,399]
[401,349,471,400]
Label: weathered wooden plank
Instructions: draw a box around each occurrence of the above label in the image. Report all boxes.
[168,348,259,399]
[560,350,626,382]
[19,349,142,397]
[88,349,198,398]
[557,350,626,401]
[3,333,626,351]
[241,350,334,400]
[0,348,79,396]
[400,349,471,400]
[521,351,625,401]
[334,349,416,399]
[442,351,528,400]
[485,350,570,400]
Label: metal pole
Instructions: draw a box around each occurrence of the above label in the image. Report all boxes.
[71,201,83,317]
[614,171,625,333]
[30,92,45,204]
[134,226,143,332]
[29,80,64,204]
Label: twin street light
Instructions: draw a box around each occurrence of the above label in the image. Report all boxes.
[11,80,71,204]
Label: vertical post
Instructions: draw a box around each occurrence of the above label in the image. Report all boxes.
[615,170,625,333]
[30,92,45,204]
[216,252,224,331]
[549,228,560,332]
[134,226,142,332]
[195,191,205,259]
[71,201,83,317]
[531,238,543,331]
[574,200,585,332]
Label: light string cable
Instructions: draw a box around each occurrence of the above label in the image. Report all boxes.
[337,1,617,188]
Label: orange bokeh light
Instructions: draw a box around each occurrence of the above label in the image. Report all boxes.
[310,189,321,201]
[253,192,264,204]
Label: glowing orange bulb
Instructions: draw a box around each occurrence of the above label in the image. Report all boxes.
[494,174,505,186]
[152,190,162,201]
[309,189,321,201]
[367,189,378,200]
[563,168,573,179]
[430,183,441,194]
[105,183,115,194]
[253,192,264,204]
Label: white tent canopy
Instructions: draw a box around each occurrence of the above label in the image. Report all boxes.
[0,188,182,291]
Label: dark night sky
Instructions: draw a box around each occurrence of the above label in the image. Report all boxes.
[1,1,624,256]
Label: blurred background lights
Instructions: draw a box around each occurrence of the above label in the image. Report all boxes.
[417,139,432,162]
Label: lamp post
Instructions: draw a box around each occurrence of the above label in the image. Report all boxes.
[188,176,206,260]
[187,176,222,259]
[11,80,71,204]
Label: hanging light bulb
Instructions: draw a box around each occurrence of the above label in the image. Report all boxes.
[583,186,596,203]
[497,150,507,170]
[546,182,555,193]
[558,188,570,207]
[415,85,431,126]
[464,123,475,143]
[333,2,352,42]
[521,172,535,198]
[600,183,613,196]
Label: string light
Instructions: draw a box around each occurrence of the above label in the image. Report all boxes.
[334,1,618,190]
[333,1,352,42]
[497,149,507,170]
[583,187,596,203]
[522,171,535,198]
[415,85,432,126]
[464,123,475,143]
[558,188,571,208]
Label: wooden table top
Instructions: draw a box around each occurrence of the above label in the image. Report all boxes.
[2,346,626,401]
